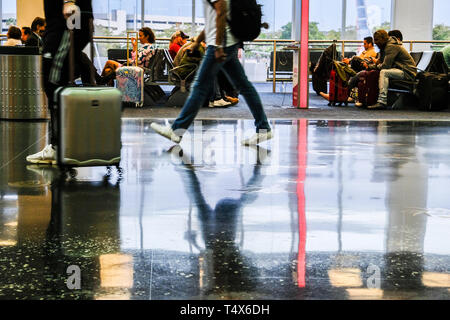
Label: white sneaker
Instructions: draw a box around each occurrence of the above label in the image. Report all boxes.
[241,131,273,146]
[26,144,56,165]
[212,99,232,108]
[208,101,215,108]
[150,123,182,144]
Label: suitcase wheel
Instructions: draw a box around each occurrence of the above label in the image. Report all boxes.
[68,169,78,179]
[116,166,124,177]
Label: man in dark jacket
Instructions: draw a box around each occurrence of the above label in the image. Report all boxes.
[25,17,46,47]
[368,29,417,110]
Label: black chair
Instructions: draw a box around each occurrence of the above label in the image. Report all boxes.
[107,48,128,64]
[267,51,293,81]
[389,51,438,94]
[144,48,172,85]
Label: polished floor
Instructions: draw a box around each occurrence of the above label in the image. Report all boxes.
[0,119,450,300]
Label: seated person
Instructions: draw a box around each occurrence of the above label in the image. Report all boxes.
[169,30,189,60]
[4,26,23,46]
[21,27,32,44]
[343,36,378,72]
[25,17,46,47]
[388,30,403,43]
[322,31,404,105]
[100,27,157,85]
[367,29,417,110]
[173,39,238,107]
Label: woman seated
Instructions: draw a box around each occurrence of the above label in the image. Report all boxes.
[99,27,157,85]
[4,26,23,47]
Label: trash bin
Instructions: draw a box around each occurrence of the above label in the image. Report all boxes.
[0,46,49,120]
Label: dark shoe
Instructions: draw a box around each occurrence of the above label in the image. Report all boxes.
[367,102,387,110]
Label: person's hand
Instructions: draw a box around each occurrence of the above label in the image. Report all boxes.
[215,47,227,62]
[63,2,79,20]
[131,38,138,51]
[342,58,350,64]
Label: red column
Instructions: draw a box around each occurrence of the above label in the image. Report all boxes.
[299,0,310,109]
[293,0,310,109]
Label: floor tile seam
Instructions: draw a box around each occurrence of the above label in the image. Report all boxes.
[122,117,450,122]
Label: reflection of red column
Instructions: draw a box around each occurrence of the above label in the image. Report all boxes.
[297,119,307,287]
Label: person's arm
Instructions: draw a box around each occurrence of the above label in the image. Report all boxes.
[213,0,227,62]
[184,30,205,54]
[63,0,78,19]
[378,45,397,70]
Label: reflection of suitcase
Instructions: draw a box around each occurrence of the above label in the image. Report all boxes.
[358,70,380,106]
[116,66,145,107]
[328,69,349,106]
[57,179,121,258]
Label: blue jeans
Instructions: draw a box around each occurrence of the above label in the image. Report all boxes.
[172,44,271,133]
[378,68,405,105]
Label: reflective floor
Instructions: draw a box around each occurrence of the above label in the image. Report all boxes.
[0,119,450,300]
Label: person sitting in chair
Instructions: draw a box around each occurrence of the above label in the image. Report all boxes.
[169,30,189,60]
[4,26,23,46]
[99,27,157,86]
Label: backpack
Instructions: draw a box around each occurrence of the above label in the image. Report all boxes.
[206,0,264,43]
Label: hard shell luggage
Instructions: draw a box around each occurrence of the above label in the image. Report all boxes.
[56,28,123,172]
[328,69,349,106]
[116,31,145,107]
[416,71,449,111]
[116,66,145,107]
[358,70,380,106]
[56,86,122,168]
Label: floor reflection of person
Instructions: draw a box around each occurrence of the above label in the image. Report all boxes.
[373,125,429,295]
[175,147,269,298]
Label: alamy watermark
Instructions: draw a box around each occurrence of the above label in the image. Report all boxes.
[66,265,81,290]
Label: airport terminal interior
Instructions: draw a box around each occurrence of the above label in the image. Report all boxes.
[0,0,450,300]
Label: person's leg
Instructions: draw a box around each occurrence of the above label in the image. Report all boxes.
[151,46,223,142]
[171,46,223,131]
[221,45,271,133]
[27,0,66,164]
[348,71,362,91]
[370,68,405,108]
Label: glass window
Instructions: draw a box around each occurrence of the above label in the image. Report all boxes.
[309,0,391,40]
[1,0,17,39]
[433,0,450,41]
[258,0,293,40]
[144,0,198,39]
